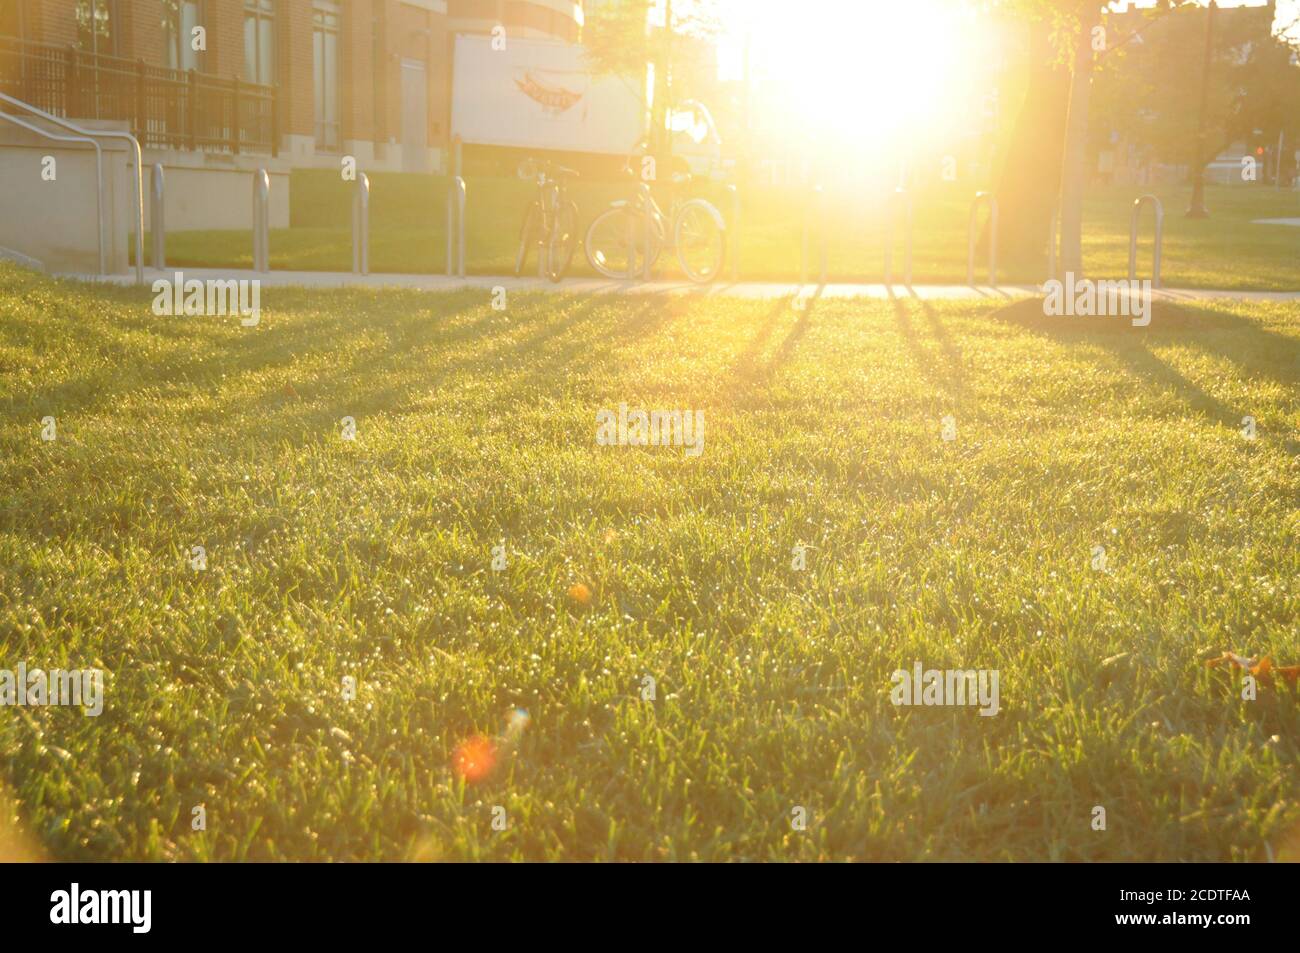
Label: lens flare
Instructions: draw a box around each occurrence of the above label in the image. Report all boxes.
[452,734,497,783]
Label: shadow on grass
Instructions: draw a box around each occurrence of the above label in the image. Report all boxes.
[890,288,968,398]
[993,297,1300,453]
[11,285,508,421]
[724,287,822,397]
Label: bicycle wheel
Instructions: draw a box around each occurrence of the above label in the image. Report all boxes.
[674,199,726,283]
[585,205,660,279]
[545,201,579,283]
[515,202,541,277]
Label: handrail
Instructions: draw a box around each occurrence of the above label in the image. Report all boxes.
[150,163,164,270]
[884,186,913,286]
[446,175,466,278]
[0,110,105,275]
[351,172,369,276]
[967,192,998,287]
[0,90,144,284]
[252,168,270,273]
[1129,194,1163,288]
[801,183,827,286]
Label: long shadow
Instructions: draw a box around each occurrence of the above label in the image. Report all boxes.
[11,285,508,421]
[237,291,604,430]
[890,291,968,398]
[993,297,1300,453]
[914,294,968,388]
[728,296,794,380]
[714,289,821,401]
[489,294,687,407]
[255,291,692,438]
[766,285,822,372]
[1173,309,1300,391]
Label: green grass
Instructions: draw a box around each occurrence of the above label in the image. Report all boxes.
[151,171,1300,290]
[1,262,1298,861]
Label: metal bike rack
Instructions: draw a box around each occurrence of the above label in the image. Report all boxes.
[252,168,270,273]
[1128,194,1163,289]
[0,110,105,276]
[801,183,827,286]
[351,172,370,276]
[967,191,998,287]
[639,181,653,281]
[726,183,739,282]
[884,186,913,286]
[150,163,165,270]
[446,175,466,278]
[0,91,144,284]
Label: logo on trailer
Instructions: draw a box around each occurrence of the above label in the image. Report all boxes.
[513,70,584,114]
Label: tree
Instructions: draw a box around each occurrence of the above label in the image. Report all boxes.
[1091,1,1300,188]
[583,0,721,179]
[998,0,1203,274]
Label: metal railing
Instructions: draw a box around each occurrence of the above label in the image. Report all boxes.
[0,109,105,275]
[446,175,466,278]
[1129,194,1163,288]
[1,90,143,283]
[0,36,278,155]
[352,172,369,276]
[967,192,998,287]
[801,183,827,285]
[252,168,270,273]
[884,186,913,286]
[150,163,165,269]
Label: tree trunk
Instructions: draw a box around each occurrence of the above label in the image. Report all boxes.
[993,19,1070,276]
[1058,4,1102,276]
[651,0,674,197]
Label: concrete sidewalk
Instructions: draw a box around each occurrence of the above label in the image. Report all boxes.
[69,267,1300,303]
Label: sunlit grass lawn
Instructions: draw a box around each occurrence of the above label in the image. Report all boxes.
[1,261,1298,861]
[153,173,1300,290]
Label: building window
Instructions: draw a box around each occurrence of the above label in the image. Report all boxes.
[75,0,118,56]
[0,0,28,39]
[243,0,275,85]
[313,1,340,151]
[162,1,204,71]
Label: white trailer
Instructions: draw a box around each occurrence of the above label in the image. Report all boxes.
[451,34,646,156]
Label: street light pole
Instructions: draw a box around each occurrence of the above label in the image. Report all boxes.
[1186,0,1217,218]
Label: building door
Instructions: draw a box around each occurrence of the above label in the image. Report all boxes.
[400,59,428,173]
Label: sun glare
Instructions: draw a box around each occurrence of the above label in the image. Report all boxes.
[720,0,985,167]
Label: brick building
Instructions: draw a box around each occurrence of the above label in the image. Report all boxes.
[0,0,585,173]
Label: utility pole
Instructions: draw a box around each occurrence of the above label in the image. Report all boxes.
[657,0,674,207]
[1276,130,1284,189]
[1186,0,1217,218]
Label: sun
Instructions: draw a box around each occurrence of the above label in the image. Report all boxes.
[719,0,982,159]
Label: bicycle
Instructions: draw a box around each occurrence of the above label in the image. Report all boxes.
[514,158,580,283]
[584,162,726,284]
